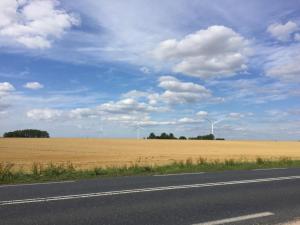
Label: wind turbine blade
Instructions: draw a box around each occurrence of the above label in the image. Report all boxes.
[205,118,212,124]
[214,119,224,124]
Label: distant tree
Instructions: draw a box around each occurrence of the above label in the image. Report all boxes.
[159,132,168,139]
[147,132,156,139]
[3,129,50,138]
[147,132,178,139]
[168,133,177,139]
[189,134,215,140]
[179,136,187,140]
[201,134,215,140]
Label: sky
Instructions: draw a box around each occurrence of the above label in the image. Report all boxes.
[0,0,299,140]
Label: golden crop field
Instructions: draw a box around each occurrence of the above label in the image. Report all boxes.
[0,138,300,170]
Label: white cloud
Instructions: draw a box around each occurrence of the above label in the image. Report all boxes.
[265,110,288,118]
[295,33,300,41]
[139,120,176,126]
[98,98,163,114]
[104,115,143,124]
[26,108,62,120]
[265,44,300,82]
[147,93,160,105]
[0,0,79,49]
[158,76,208,93]
[160,91,209,104]
[121,76,214,106]
[228,112,245,119]
[24,82,44,90]
[158,76,211,104]
[196,111,208,117]
[266,58,300,82]
[178,117,202,124]
[153,26,249,78]
[122,90,149,99]
[0,82,15,92]
[69,108,97,119]
[140,66,150,74]
[267,21,298,41]
[0,82,14,112]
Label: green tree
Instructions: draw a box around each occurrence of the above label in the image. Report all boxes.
[3,129,50,138]
[160,132,168,139]
[168,133,177,139]
[147,132,156,139]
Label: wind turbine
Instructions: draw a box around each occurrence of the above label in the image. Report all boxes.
[134,122,145,139]
[97,119,104,138]
[98,124,104,138]
[205,118,224,135]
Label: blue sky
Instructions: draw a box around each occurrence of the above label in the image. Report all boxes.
[0,0,299,139]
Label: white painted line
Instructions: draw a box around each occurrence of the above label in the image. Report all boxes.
[253,168,287,171]
[1,176,300,206]
[192,211,274,225]
[0,180,75,188]
[154,172,205,176]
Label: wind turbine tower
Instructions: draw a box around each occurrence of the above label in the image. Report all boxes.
[205,118,223,135]
[135,122,145,139]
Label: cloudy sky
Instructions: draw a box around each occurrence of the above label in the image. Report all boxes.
[0,0,299,139]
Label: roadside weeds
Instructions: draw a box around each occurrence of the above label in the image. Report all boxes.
[1,157,300,185]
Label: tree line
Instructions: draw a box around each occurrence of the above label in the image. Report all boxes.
[3,129,50,138]
[147,132,224,140]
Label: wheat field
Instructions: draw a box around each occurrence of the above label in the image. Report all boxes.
[0,138,299,170]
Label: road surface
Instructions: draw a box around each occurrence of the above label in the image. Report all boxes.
[1,168,300,225]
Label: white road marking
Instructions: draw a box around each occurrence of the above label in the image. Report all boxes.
[154,172,205,176]
[253,168,287,171]
[0,180,75,188]
[192,211,274,225]
[1,176,299,206]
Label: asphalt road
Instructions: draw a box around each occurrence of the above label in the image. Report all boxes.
[1,168,300,225]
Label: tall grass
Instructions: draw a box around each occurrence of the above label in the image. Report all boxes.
[0,157,299,184]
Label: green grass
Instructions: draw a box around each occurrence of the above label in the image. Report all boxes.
[1,157,300,185]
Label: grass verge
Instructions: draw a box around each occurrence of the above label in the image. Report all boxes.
[1,157,300,185]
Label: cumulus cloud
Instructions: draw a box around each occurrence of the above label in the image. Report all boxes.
[98,98,164,114]
[0,82,15,93]
[120,76,214,105]
[267,21,298,41]
[69,108,97,119]
[159,76,208,92]
[158,76,211,104]
[121,90,149,99]
[196,111,208,117]
[26,108,62,120]
[0,0,79,49]
[153,26,249,78]
[24,81,43,90]
[67,96,167,123]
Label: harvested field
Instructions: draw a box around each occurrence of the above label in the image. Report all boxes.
[0,138,299,170]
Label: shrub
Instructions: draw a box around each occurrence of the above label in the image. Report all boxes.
[224,159,235,166]
[197,157,207,165]
[256,157,265,165]
[0,162,14,181]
